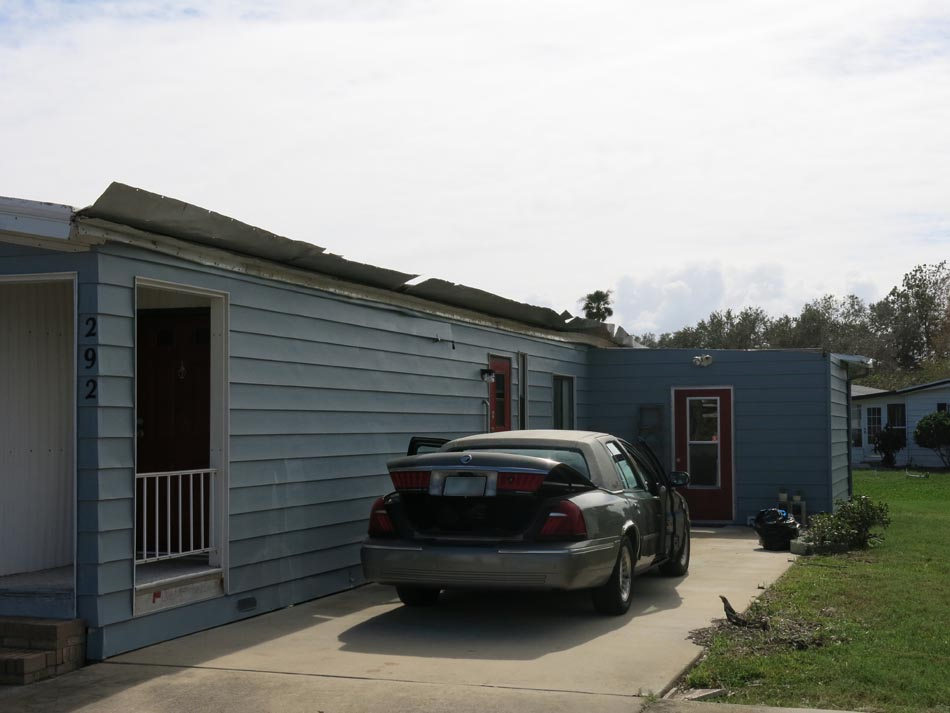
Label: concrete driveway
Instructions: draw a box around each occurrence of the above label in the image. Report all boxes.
[1,527,796,713]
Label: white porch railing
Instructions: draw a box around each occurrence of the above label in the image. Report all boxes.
[135,469,217,565]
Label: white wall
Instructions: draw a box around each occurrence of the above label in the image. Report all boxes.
[0,280,74,576]
[906,386,950,468]
[854,385,950,468]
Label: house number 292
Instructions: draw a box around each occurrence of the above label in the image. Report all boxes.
[82,316,98,400]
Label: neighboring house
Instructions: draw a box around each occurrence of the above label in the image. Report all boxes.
[0,183,870,659]
[852,379,950,468]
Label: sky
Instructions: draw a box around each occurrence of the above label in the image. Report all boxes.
[2,0,949,335]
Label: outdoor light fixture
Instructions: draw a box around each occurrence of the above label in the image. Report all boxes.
[692,354,713,367]
[480,368,496,383]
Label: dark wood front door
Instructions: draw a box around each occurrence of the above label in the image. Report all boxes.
[136,309,211,473]
[673,387,734,521]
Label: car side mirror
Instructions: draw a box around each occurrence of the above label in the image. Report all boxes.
[670,471,690,487]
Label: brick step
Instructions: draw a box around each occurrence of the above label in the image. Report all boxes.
[0,647,56,685]
[0,616,83,644]
[0,617,85,685]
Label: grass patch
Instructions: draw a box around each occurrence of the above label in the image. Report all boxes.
[684,470,950,713]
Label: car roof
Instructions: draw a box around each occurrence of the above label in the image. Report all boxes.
[446,430,611,450]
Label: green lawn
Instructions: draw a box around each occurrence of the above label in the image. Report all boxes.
[684,469,950,713]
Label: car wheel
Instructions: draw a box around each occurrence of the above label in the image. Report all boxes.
[591,537,634,615]
[396,586,441,606]
[659,521,691,576]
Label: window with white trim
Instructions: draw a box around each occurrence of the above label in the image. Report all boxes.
[866,406,882,441]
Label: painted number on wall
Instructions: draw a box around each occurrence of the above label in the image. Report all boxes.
[81,316,98,400]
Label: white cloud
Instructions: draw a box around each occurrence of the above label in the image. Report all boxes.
[2,0,949,334]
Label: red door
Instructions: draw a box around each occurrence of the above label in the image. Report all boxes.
[673,388,734,521]
[488,356,512,432]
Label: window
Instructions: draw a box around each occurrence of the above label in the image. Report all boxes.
[488,356,512,432]
[552,375,575,429]
[938,403,948,413]
[687,397,720,487]
[887,403,906,447]
[518,353,529,429]
[851,404,863,447]
[605,441,644,490]
[866,406,882,441]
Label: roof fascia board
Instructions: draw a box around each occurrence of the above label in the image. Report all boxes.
[0,196,99,253]
[77,217,615,348]
[0,197,72,241]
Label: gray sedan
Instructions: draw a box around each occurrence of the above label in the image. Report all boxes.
[361,430,690,615]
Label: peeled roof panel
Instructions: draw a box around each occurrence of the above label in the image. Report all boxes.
[79,182,415,291]
[78,183,617,340]
[563,316,613,340]
[404,279,569,331]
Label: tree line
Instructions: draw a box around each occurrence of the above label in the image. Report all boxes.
[629,262,950,387]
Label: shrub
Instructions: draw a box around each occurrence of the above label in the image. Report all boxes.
[871,424,905,467]
[804,496,891,553]
[913,411,950,467]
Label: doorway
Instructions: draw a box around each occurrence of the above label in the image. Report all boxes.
[133,281,228,611]
[672,387,734,522]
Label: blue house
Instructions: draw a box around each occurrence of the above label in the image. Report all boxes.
[0,183,869,660]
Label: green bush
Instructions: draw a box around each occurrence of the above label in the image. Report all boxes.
[913,411,950,467]
[871,424,905,467]
[804,496,891,553]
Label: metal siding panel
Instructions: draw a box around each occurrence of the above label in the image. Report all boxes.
[230,521,366,567]
[0,281,74,576]
[229,454,395,488]
[230,384,478,413]
[69,246,591,654]
[230,498,373,542]
[77,558,132,596]
[230,409,482,436]
[229,475,391,514]
[231,357,487,395]
[229,544,360,593]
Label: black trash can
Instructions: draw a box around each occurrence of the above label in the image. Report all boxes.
[753,507,801,551]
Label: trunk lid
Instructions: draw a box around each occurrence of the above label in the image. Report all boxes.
[384,451,595,541]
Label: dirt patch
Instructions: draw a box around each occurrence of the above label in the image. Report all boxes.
[688,605,848,655]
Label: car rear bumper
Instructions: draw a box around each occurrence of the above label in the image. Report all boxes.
[361,537,618,591]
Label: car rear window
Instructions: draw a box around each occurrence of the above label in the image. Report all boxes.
[450,447,590,477]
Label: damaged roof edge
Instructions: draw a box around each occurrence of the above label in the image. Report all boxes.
[77,182,631,345]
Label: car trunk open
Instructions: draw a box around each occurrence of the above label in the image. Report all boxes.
[382,452,595,541]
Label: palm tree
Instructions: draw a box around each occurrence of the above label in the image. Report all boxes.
[580,290,614,321]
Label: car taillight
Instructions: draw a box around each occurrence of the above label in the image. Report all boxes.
[539,500,588,539]
[390,470,431,491]
[495,472,546,493]
[368,497,395,536]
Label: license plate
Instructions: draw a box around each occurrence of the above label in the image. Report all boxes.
[442,475,487,496]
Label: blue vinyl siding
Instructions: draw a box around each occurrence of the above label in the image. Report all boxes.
[3,237,854,659]
[829,356,852,506]
[82,243,591,657]
[588,348,837,524]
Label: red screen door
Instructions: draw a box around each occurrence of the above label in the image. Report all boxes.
[489,356,512,432]
[673,387,734,521]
